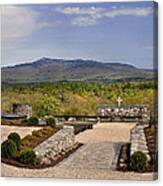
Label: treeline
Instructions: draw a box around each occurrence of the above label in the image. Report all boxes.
[1,81,157,117]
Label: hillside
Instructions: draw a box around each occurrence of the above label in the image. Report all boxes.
[1,57,153,83]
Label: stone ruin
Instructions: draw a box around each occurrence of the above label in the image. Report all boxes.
[12,103,32,117]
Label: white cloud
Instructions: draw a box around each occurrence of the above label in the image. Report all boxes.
[1,5,51,39]
[56,6,153,27]
[72,16,97,27]
[104,7,153,18]
[56,6,105,16]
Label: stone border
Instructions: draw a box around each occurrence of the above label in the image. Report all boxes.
[130,124,150,161]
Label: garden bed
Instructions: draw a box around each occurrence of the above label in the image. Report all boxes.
[2,143,83,169]
[21,126,61,148]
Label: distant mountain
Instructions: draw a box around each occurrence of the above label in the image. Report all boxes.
[1,57,153,84]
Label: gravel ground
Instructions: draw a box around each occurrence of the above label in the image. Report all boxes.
[1,163,157,180]
[1,122,157,180]
[1,125,42,142]
[76,122,136,143]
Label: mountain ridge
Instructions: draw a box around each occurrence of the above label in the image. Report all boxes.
[1,57,153,84]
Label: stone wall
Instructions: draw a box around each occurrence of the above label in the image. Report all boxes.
[34,126,75,165]
[97,105,150,122]
[130,124,150,161]
[13,103,32,117]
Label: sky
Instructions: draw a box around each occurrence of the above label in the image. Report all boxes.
[1,1,156,68]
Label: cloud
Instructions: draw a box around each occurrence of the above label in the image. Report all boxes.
[72,16,97,27]
[56,6,153,27]
[1,5,51,39]
[56,6,105,16]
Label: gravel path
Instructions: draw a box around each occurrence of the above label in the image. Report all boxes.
[76,122,136,144]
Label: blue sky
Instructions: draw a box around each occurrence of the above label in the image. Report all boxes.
[1,1,155,68]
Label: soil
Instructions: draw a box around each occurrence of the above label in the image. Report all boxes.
[116,143,130,171]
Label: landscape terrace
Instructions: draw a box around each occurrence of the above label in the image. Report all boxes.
[1,1,157,181]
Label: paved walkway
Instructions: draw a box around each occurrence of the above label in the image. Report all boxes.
[56,122,135,170]
[57,142,121,170]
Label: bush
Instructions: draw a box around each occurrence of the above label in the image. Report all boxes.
[8,132,21,150]
[46,116,56,128]
[19,148,36,165]
[128,151,148,172]
[21,118,28,124]
[1,139,17,159]
[28,116,39,126]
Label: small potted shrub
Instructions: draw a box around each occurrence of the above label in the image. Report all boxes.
[8,132,21,150]
[19,148,36,165]
[128,151,148,172]
[1,139,17,159]
[28,116,39,126]
[46,116,56,128]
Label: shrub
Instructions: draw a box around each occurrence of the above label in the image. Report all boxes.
[1,139,17,159]
[46,116,56,128]
[32,130,42,137]
[19,148,36,165]
[21,118,28,124]
[28,116,39,126]
[128,151,148,172]
[8,132,21,150]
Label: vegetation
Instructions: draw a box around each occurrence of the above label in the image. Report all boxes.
[128,151,148,172]
[46,116,56,128]
[19,148,36,165]
[1,81,157,121]
[27,116,39,126]
[1,139,17,159]
[8,132,21,150]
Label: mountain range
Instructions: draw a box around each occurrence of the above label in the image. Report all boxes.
[1,57,153,84]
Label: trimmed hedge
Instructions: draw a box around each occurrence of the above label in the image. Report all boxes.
[128,151,148,172]
[19,148,36,165]
[46,116,56,128]
[1,139,17,159]
[8,132,21,150]
[28,116,39,126]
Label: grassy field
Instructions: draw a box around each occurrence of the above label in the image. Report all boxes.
[1,81,157,118]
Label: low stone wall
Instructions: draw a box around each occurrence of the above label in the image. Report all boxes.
[130,124,150,161]
[34,126,75,165]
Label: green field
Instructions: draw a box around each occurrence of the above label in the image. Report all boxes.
[1,81,157,117]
